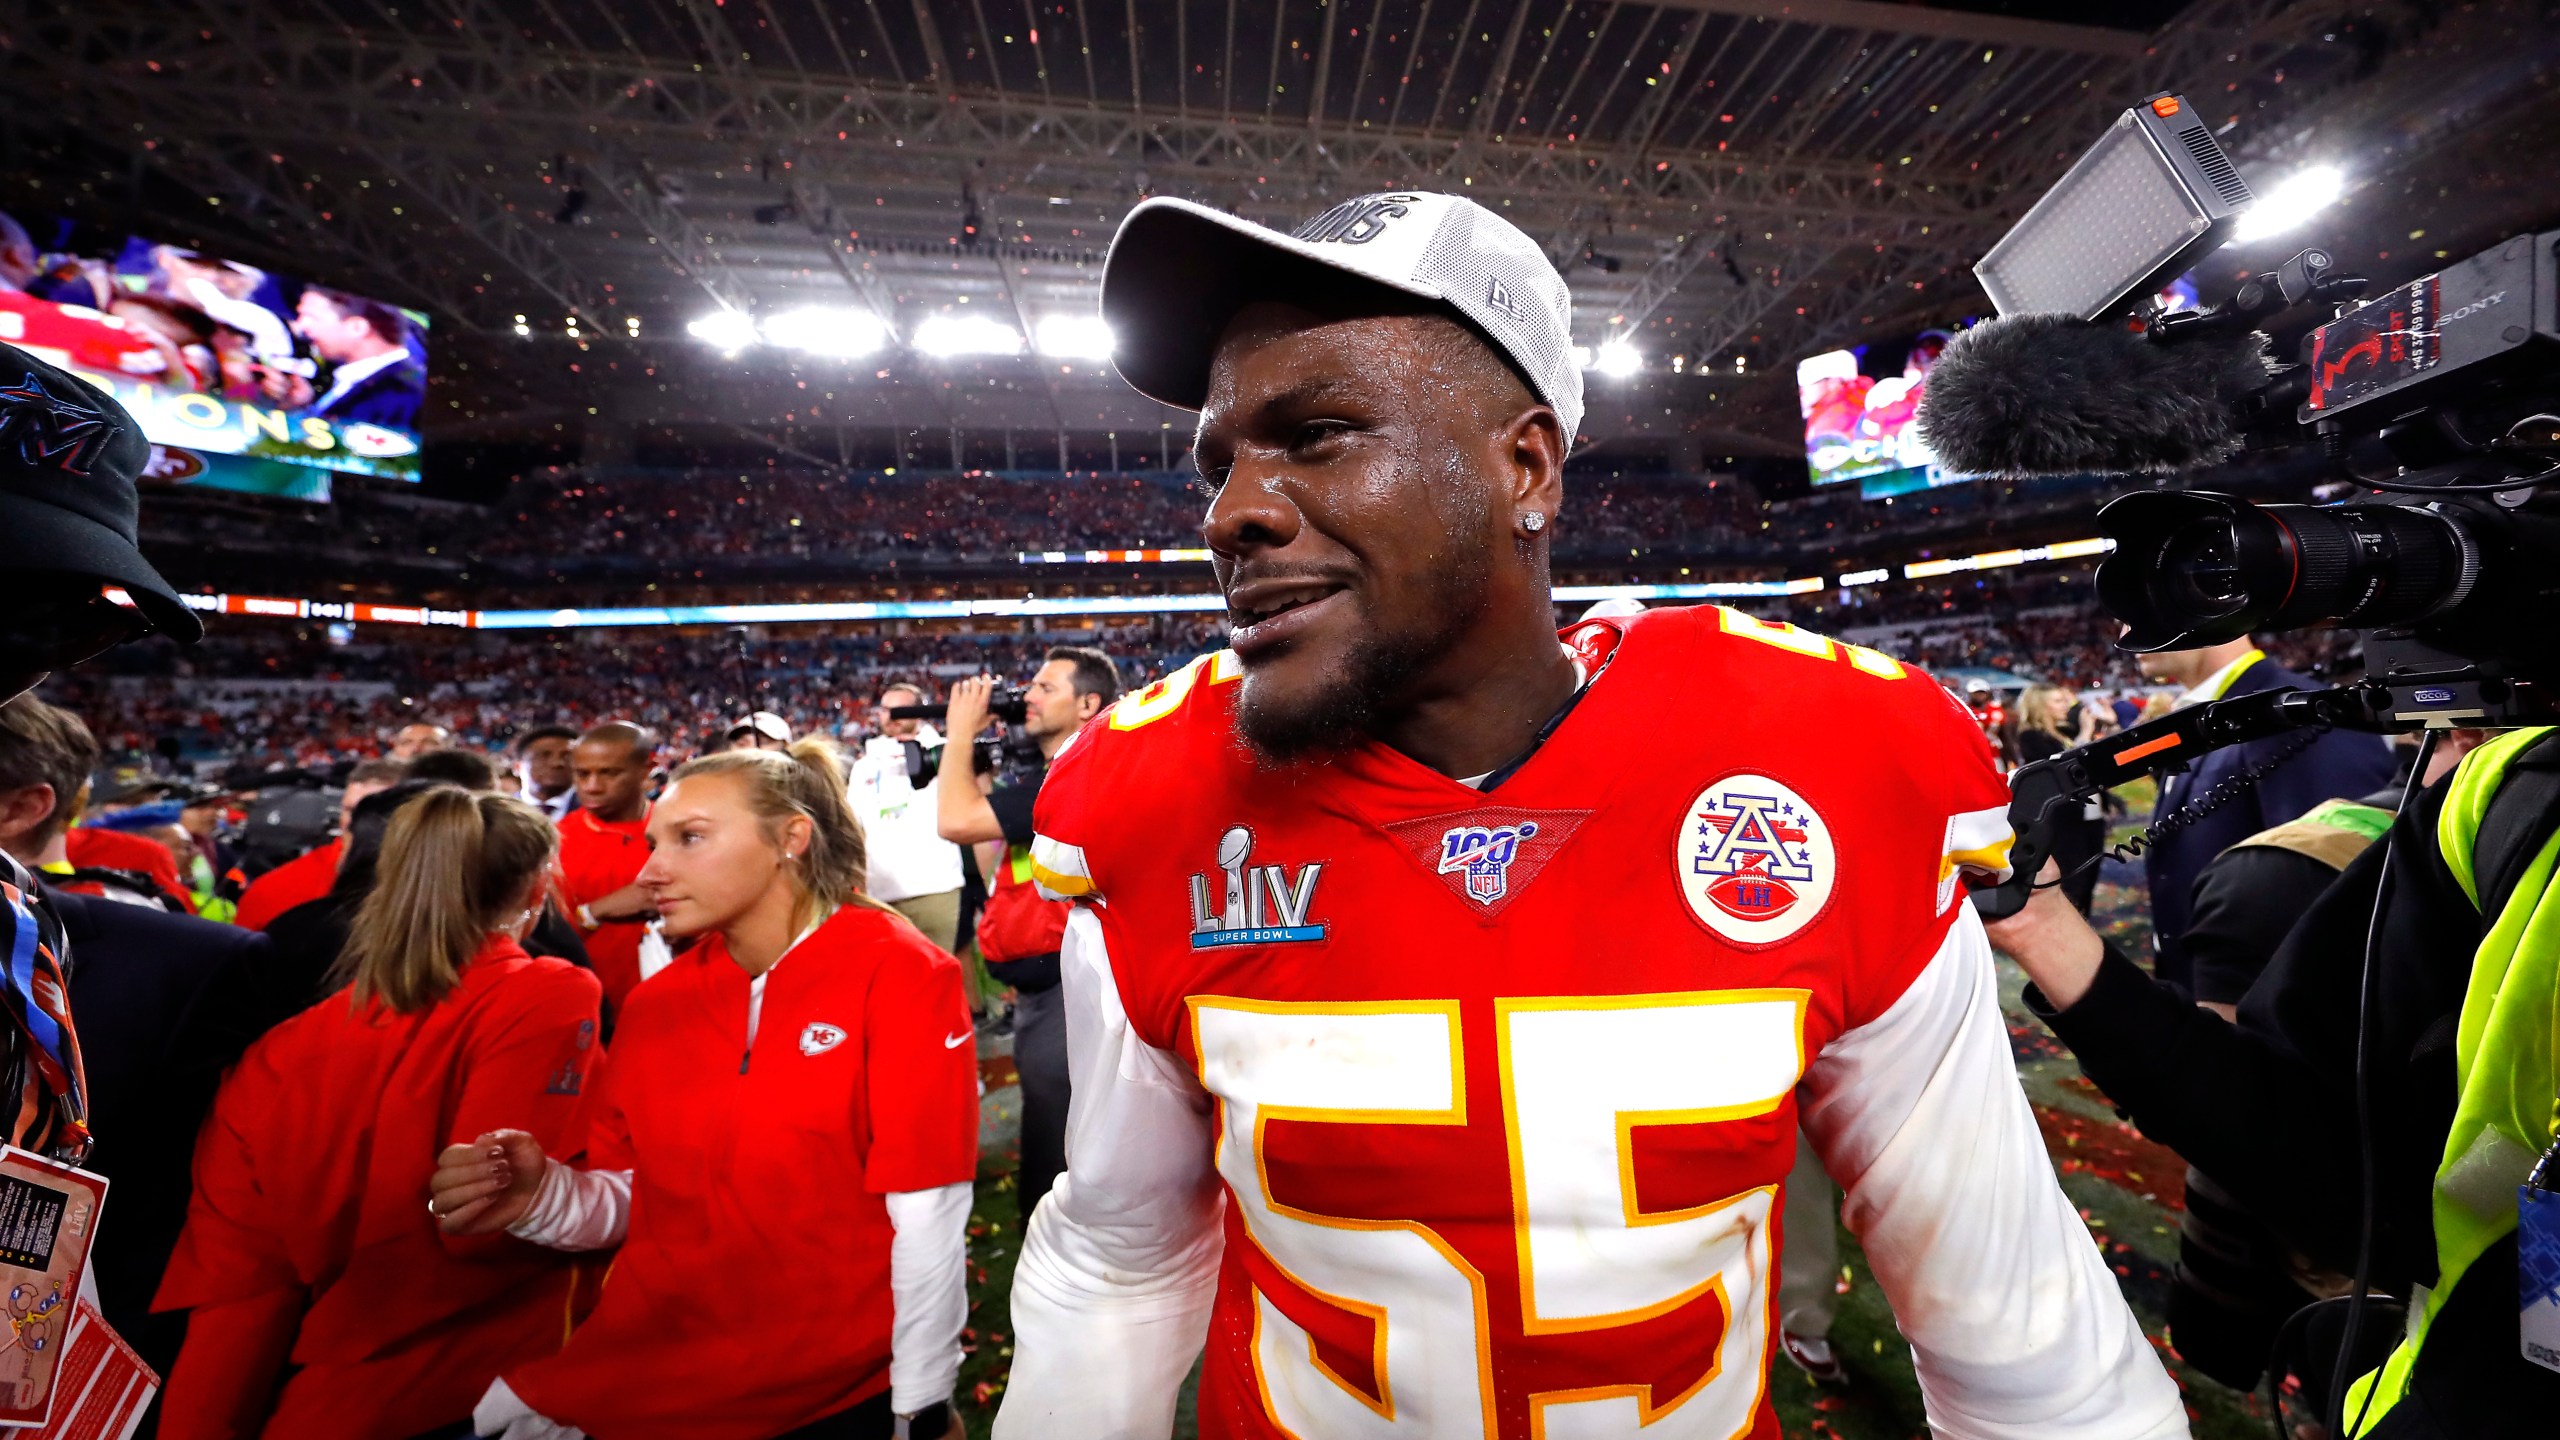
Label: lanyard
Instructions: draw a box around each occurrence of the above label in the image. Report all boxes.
[0,880,86,1162]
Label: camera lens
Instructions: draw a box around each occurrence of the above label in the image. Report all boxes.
[2097,491,2479,651]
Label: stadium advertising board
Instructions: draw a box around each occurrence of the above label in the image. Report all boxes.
[0,210,427,499]
[1796,331,1974,500]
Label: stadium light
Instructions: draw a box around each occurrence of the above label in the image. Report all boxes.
[2233,164,2344,243]
[1035,315,1115,360]
[686,309,759,353]
[916,314,1026,358]
[761,307,890,358]
[1590,341,1643,377]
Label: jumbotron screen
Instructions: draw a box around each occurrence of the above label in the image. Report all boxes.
[0,210,427,499]
[1797,331,1968,500]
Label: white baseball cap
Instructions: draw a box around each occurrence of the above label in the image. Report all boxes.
[729,710,791,743]
[1101,192,1584,445]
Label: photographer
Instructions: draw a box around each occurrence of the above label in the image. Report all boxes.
[846,683,965,955]
[1987,722,2560,1436]
[934,646,1119,1222]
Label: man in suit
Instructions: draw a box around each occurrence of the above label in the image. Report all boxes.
[0,696,267,1392]
[43,886,266,1388]
[2137,637,2398,994]
[292,286,425,431]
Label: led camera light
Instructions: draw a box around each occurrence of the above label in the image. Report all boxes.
[1974,93,2254,320]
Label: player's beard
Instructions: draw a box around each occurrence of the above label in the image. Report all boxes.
[1233,475,1497,768]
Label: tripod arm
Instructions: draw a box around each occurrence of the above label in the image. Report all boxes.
[1968,684,2380,919]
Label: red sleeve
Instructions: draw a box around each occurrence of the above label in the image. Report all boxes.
[157,1289,306,1440]
[155,1071,298,1313]
[1844,668,2019,1030]
[860,922,980,1194]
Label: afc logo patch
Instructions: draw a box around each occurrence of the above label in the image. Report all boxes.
[1676,773,1834,947]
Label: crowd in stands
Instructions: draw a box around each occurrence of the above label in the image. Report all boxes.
[36,564,2242,776]
[137,464,2118,602]
[46,619,1229,770]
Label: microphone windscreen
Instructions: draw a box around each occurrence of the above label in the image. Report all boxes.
[1917,313,2273,478]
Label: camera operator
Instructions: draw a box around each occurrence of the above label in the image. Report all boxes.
[2136,638,2398,995]
[934,646,1119,1222]
[1987,721,2560,1437]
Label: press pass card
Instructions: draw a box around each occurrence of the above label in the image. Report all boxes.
[20,1302,152,1440]
[0,1149,106,1428]
[2524,1182,2560,1374]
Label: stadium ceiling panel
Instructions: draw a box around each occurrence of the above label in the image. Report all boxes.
[1,0,2397,450]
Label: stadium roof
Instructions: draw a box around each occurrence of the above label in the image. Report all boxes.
[7,0,2548,466]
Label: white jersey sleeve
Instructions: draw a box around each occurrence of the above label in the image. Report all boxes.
[994,906,1227,1440]
[1802,908,2191,1440]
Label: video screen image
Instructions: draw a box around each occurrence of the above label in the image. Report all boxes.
[0,209,427,498]
[1796,330,1972,500]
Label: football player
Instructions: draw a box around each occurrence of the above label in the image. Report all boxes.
[992,193,2188,1439]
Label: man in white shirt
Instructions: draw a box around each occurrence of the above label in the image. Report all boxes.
[846,683,966,954]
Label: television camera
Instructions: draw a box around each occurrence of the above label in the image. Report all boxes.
[1919,92,2560,920]
[885,688,1044,785]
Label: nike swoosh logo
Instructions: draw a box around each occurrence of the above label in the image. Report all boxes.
[944,1031,972,1049]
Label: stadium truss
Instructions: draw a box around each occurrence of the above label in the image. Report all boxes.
[0,0,2412,454]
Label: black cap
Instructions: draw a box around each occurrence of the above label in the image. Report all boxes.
[0,342,203,643]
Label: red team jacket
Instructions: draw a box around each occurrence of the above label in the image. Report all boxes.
[234,838,341,931]
[62,825,195,912]
[555,808,651,1008]
[1002,609,2178,1440]
[504,904,980,1439]
[155,938,603,1440]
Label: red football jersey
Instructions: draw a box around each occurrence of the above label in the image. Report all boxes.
[555,809,651,1008]
[234,838,341,931]
[1011,608,2064,1440]
[505,904,980,1439]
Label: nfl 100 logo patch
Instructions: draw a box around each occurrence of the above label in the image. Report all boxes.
[1381,806,1591,920]
[1439,821,1540,904]
[1676,773,1835,946]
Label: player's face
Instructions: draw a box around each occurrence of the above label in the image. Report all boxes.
[571,738,651,820]
[639,771,802,940]
[1194,305,1510,760]
[520,736,574,796]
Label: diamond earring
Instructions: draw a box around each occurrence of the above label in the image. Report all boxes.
[1521,512,1547,534]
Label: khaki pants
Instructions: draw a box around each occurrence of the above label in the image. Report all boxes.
[888,889,961,952]
[889,889,998,1011]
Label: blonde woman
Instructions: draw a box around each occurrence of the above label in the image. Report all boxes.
[2015,683,2108,912]
[156,788,603,1439]
[434,739,979,1440]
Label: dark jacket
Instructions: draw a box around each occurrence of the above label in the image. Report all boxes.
[263,889,591,1036]
[2144,654,2397,990]
[311,353,425,432]
[45,886,269,1385]
[2032,763,2560,1436]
